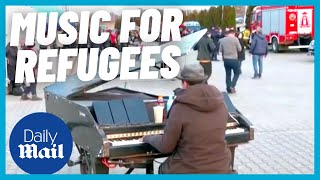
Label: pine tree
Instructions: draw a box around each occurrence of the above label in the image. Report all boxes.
[198,10,205,27]
[212,6,221,28]
[221,6,227,28]
[220,6,236,29]
[228,6,236,29]
[208,7,215,27]
[217,6,223,27]
[182,10,188,21]
[188,10,198,21]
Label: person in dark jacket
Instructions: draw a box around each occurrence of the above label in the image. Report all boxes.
[211,27,220,61]
[193,31,215,80]
[142,63,232,174]
[249,26,268,79]
[20,44,42,101]
[6,43,18,94]
[236,32,246,74]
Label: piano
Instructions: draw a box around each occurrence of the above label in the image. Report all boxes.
[44,29,254,174]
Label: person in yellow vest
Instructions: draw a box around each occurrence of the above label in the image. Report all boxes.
[243,28,251,49]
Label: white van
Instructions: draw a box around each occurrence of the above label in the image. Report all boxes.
[183,21,201,33]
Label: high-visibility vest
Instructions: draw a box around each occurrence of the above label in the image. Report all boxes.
[243,29,250,39]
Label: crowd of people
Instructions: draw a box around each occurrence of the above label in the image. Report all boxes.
[6,23,268,100]
[193,25,268,94]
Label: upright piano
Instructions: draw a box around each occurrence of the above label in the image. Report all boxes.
[44,29,254,174]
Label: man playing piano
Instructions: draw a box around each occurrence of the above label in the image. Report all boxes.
[142,63,232,174]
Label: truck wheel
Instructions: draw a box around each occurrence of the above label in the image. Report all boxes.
[272,38,279,53]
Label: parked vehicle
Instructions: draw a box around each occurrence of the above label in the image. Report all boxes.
[250,6,314,53]
[236,17,244,24]
[183,21,201,33]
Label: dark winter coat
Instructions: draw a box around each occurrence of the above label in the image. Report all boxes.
[238,38,246,61]
[6,43,18,81]
[249,33,268,56]
[143,84,232,174]
[194,36,216,60]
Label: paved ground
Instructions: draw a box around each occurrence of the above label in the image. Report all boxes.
[5,49,314,174]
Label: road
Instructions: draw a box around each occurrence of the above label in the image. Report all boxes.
[5,49,314,174]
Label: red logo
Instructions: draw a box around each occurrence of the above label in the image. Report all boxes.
[289,13,296,21]
[300,12,310,28]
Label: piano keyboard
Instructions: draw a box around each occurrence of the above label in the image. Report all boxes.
[107,130,164,140]
[111,139,143,146]
[226,127,245,134]
[106,121,240,141]
[109,128,246,147]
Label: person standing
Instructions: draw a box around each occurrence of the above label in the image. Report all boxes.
[6,43,18,95]
[215,27,225,61]
[243,27,250,49]
[20,44,42,101]
[211,27,220,61]
[237,32,246,74]
[249,27,268,79]
[193,31,215,80]
[243,27,251,49]
[219,30,242,94]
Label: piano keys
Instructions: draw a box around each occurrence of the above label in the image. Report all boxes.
[107,127,246,147]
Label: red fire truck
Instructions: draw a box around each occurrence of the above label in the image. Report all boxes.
[250,6,314,52]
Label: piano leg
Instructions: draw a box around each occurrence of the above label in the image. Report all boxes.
[229,145,238,174]
[146,160,154,174]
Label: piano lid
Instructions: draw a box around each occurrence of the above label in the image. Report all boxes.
[44,29,207,98]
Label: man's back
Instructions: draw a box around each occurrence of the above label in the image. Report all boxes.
[145,84,232,174]
[249,33,268,55]
[194,36,215,60]
[219,36,241,60]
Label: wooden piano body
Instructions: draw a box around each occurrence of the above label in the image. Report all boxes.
[43,29,254,174]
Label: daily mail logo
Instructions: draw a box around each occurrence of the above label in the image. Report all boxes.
[18,129,64,159]
[10,113,73,174]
